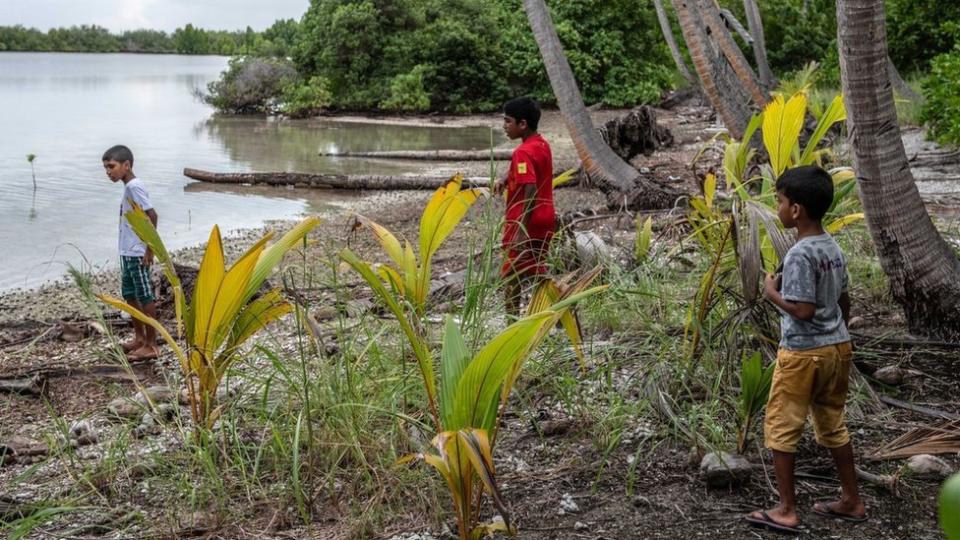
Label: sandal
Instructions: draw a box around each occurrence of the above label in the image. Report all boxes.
[745,511,801,534]
[812,501,867,523]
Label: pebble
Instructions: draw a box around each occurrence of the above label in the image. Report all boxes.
[907,454,953,477]
[700,451,753,488]
[558,492,579,515]
[874,365,905,385]
[574,521,588,530]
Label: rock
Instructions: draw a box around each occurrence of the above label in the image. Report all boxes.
[313,306,338,321]
[557,493,579,515]
[847,316,865,329]
[0,436,47,465]
[874,365,905,385]
[107,397,143,421]
[137,385,176,404]
[539,418,574,437]
[907,454,953,477]
[574,231,611,268]
[68,420,97,445]
[574,521,588,531]
[700,451,753,488]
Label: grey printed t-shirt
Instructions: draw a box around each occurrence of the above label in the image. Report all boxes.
[779,233,850,350]
[119,178,153,257]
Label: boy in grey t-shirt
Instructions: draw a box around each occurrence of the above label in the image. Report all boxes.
[746,166,865,533]
[103,145,160,361]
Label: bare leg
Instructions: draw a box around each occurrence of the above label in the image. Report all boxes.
[748,450,800,527]
[122,299,145,352]
[127,300,159,360]
[816,443,866,518]
[504,274,522,319]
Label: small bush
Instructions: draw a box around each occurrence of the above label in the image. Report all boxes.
[281,76,332,118]
[203,56,298,114]
[380,65,431,112]
[922,44,960,146]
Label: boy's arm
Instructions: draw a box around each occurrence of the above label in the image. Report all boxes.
[143,208,158,266]
[764,274,816,321]
[839,291,851,327]
[515,183,537,244]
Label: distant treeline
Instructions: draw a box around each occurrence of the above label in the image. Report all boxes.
[0,20,299,57]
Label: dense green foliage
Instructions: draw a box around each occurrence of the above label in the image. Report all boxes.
[921,40,960,146]
[0,20,299,57]
[291,0,674,112]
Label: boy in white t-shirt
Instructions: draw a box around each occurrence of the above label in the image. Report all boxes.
[102,145,160,361]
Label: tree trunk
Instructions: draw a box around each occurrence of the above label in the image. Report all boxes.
[653,0,697,85]
[837,0,960,338]
[742,0,777,89]
[183,168,488,190]
[522,0,680,209]
[319,149,515,161]
[697,0,768,108]
[672,0,755,138]
[886,56,922,102]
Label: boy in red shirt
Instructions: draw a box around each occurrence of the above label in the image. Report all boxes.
[494,97,556,316]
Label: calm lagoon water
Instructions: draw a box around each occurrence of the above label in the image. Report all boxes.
[0,52,499,291]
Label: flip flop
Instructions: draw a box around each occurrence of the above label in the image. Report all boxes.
[120,341,141,353]
[811,501,868,523]
[745,511,801,535]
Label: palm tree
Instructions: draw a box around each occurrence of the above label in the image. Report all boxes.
[671,0,755,138]
[696,0,768,108]
[742,0,777,89]
[522,0,678,209]
[837,0,960,337]
[653,0,696,86]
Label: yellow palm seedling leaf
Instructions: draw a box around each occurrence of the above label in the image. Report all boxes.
[246,216,320,303]
[98,294,187,372]
[402,241,419,307]
[457,429,512,535]
[220,288,292,365]
[830,167,856,184]
[452,312,555,432]
[354,214,405,268]
[376,264,405,296]
[125,202,186,336]
[201,235,271,356]
[527,279,585,368]
[552,167,578,188]
[191,226,227,355]
[704,172,717,209]
[800,93,846,165]
[825,213,865,234]
[762,92,808,177]
[635,215,653,263]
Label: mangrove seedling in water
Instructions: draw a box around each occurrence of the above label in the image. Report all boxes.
[27,153,36,190]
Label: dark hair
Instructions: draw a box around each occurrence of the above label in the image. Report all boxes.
[503,97,541,131]
[102,145,134,165]
[775,165,834,220]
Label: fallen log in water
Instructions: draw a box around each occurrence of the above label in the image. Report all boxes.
[320,148,515,161]
[183,168,489,190]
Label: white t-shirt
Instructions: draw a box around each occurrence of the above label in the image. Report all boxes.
[119,178,153,257]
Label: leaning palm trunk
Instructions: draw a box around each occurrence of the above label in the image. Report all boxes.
[522,0,679,209]
[653,0,696,85]
[697,0,768,108]
[672,0,754,138]
[838,0,960,337]
[742,0,777,89]
[886,56,922,102]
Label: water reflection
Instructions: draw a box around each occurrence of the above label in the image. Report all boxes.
[199,116,503,175]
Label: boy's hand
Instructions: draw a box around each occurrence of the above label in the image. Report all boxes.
[763,273,781,299]
[142,250,154,267]
[493,178,507,197]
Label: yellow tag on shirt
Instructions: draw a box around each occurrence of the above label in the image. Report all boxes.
[517,162,528,174]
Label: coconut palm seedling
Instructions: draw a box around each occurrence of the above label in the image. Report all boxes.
[27,153,37,190]
[736,351,775,454]
[397,274,604,540]
[98,204,320,430]
[351,173,485,318]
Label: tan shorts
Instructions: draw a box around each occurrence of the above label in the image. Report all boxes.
[764,342,853,453]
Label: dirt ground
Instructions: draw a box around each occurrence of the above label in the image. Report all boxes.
[2,104,957,539]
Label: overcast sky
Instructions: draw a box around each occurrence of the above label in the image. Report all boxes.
[0,0,310,32]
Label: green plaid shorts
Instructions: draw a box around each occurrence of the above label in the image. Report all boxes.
[120,256,155,304]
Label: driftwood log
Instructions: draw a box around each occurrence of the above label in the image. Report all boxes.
[183,168,489,190]
[320,148,514,161]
